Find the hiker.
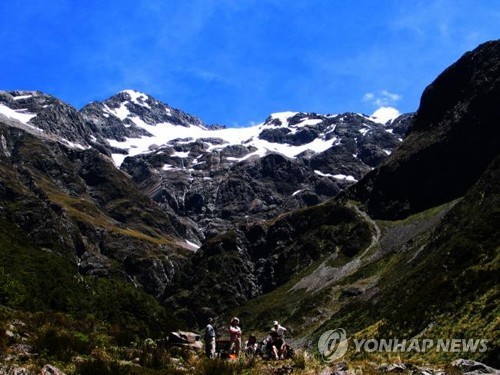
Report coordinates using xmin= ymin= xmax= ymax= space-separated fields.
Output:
xmin=269 ymin=330 xmax=287 ymax=360
xmin=228 ymin=317 xmax=241 ymax=356
xmin=244 ymin=335 xmax=258 ymax=355
xmin=271 ymin=320 xmax=287 ymax=338
xmin=204 ymin=318 xmax=216 ymax=358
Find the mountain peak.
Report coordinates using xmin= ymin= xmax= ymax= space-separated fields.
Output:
xmin=117 ymin=89 xmax=151 ymax=107
xmin=96 ymin=90 xmax=205 ymax=128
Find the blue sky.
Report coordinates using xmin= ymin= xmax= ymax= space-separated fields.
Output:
xmin=0 ymin=1 xmax=499 ymax=126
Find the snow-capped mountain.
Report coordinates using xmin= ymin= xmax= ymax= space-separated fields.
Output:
xmin=0 ymin=87 xmax=410 ymax=293
xmin=80 ymin=90 xmax=411 ymax=238
xmin=81 ymin=90 xmax=408 ymax=168
xmin=0 ymin=88 xmax=412 ymax=240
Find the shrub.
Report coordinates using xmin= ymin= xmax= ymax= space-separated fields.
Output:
xmin=34 ymin=324 xmax=92 ymax=361
xmin=77 ymin=358 xmax=123 ymax=375
xmin=193 ymin=358 xmax=245 ymax=375
xmin=292 ymin=349 xmax=308 ymax=370
xmin=0 ymin=268 xmax=26 ymax=308
xmin=139 ymin=338 xmax=171 ymax=369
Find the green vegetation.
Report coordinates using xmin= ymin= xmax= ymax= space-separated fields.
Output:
xmin=318 ymin=161 xmax=499 ymax=364
xmin=230 ymin=167 xmax=499 ymax=366
xmin=0 ymin=215 xmax=193 ymax=373
xmin=0 ymin=217 xmax=181 ymax=341
xmin=0 ymin=119 xmax=498 ymax=372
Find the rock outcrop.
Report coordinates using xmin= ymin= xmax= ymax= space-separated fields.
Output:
xmin=0 ymin=122 xmax=193 ymax=297
xmin=115 ymin=110 xmax=409 ymax=237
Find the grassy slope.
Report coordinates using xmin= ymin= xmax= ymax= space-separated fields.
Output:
xmin=231 ymin=158 xmax=499 ymax=365
xmin=234 ymin=201 xmax=455 ymax=336
xmin=1 ymin=124 xmax=196 ymax=305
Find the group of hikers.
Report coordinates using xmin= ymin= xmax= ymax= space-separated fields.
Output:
xmin=203 ymin=317 xmax=290 ymax=360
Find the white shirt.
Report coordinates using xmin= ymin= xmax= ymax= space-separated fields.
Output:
xmin=274 ymin=324 xmax=287 ymax=337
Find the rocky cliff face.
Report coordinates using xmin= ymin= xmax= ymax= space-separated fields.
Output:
xmin=80 ymin=90 xmax=205 ymax=143
xmin=1 ymin=88 xmax=410 ymax=243
xmin=348 ymin=40 xmax=500 ymax=219
xmin=112 ymin=109 xmax=409 ymax=238
xmin=0 ymin=91 xmax=109 ymax=152
xmin=163 ymin=199 xmax=373 ymax=322
xmin=0 ymin=119 xmax=194 ymax=297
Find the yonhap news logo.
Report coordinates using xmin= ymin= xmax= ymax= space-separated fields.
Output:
xmin=318 ymin=328 xmax=488 ymax=362
xmin=317 ymin=328 xmax=348 ymax=362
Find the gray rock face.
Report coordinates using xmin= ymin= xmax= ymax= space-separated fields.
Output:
xmin=0 ymin=365 xmax=33 ymax=375
xmin=451 ymin=359 xmax=498 ymax=374
xmin=80 ymin=90 xmax=205 ymax=143
xmin=388 ymin=113 xmax=414 ymax=137
xmin=0 ymin=91 xmax=109 ymax=152
xmin=41 ymin=365 xmax=67 ymax=375
xmin=0 ymin=122 xmax=193 ymax=297
xmin=1 ymin=88 xmax=409 ymax=241
xmin=163 ymin=199 xmax=373 ymax=324
xmin=0 ymin=90 xmax=409 ymax=244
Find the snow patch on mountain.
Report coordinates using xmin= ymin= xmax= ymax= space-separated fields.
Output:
xmin=104 ymin=103 xmax=130 ymax=121
xmin=185 ymin=239 xmax=200 ymax=250
xmin=108 ymin=112 xmax=336 ymax=166
xmin=0 ymin=104 xmax=38 ymax=125
xmin=333 ymin=174 xmax=357 ymax=182
xmin=121 ymin=90 xmax=150 ymax=105
xmin=270 ymin=111 xmax=299 ymax=125
xmin=313 ymin=170 xmax=358 ymax=182
xmin=12 ymin=94 xmax=33 ymax=101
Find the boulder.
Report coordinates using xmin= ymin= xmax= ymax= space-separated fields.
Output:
xmin=167 ymin=331 xmax=203 ymax=351
xmin=451 ymin=359 xmax=498 ymax=374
